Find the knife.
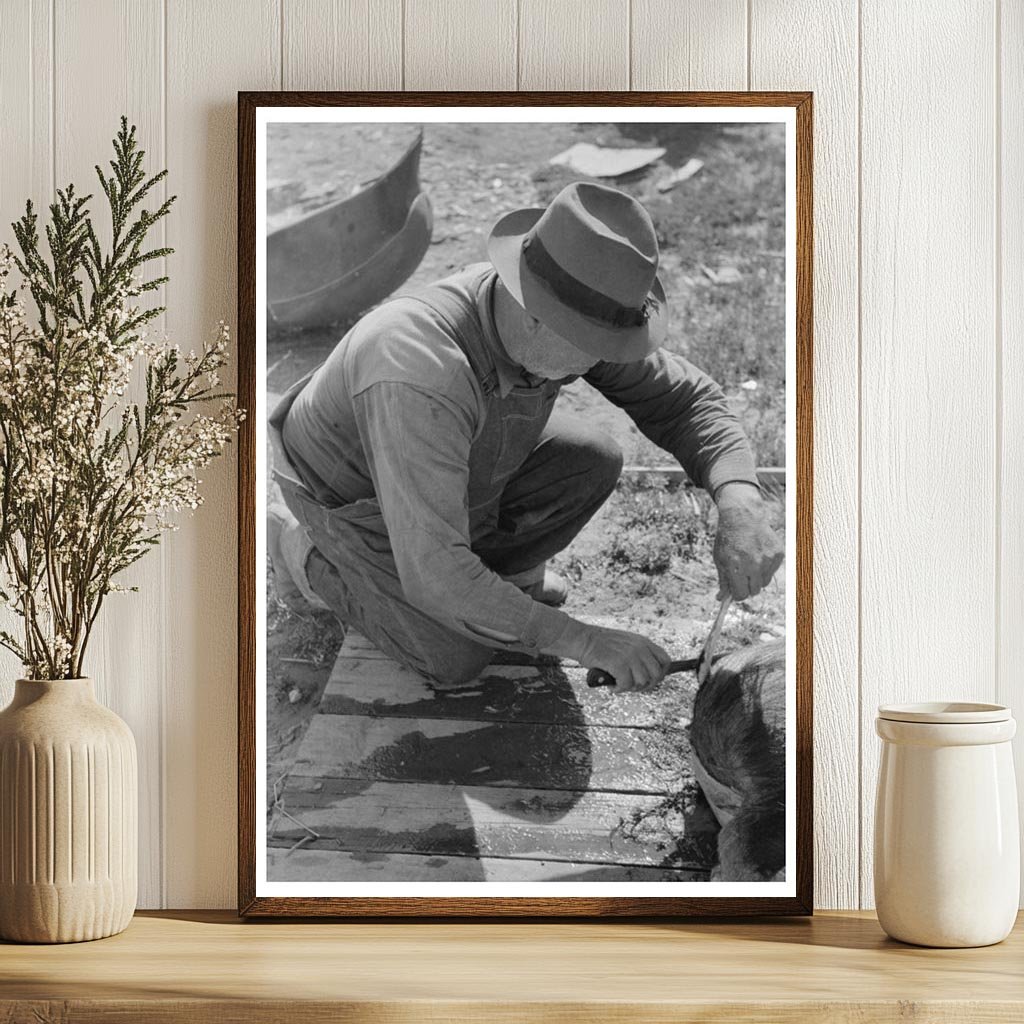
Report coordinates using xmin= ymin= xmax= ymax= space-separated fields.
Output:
xmin=586 ymin=595 xmax=732 ymax=689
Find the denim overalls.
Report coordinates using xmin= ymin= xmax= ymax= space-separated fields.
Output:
xmin=268 ymin=268 xmax=619 ymax=681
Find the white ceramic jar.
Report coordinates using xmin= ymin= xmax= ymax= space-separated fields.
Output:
xmin=874 ymin=702 xmax=1019 ymax=947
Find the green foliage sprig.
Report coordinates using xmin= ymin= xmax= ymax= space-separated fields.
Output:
xmin=0 ymin=117 xmax=242 ymax=679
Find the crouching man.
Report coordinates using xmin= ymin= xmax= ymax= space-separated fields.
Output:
xmin=268 ymin=182 xmax=783 ymax=693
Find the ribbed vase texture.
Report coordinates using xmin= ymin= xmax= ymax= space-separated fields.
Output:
xmin=0 ymin=678 xmax=137 ymax=943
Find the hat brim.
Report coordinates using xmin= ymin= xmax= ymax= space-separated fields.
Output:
xmin=486 ymin=207 xmax=667 ymax=364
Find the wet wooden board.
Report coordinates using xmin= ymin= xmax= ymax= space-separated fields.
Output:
xmin=321 ymin=653 xmax=695 ymax=728
xmin=340 ymin=633 xmax=566 ymax=664
xmin=291 ymin=713 xmax=686 ymax=794
xmin=267 ymin=846 xmax=702 ymax=883
xmin=272 ymin=630 xmax=710 ymax=882
xmin=271 ymin=779 xmax=715 ymax=867
xmin=339 ymin=628 xmax=692 ymax=670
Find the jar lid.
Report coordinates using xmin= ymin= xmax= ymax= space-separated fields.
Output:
xmin=877 ymin=701 xmax=1011 ymax=724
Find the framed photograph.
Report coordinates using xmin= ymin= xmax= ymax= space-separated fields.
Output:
xmin=238 ymin=91 xmax=812 ymax=917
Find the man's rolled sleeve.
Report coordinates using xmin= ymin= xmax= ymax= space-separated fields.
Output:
xmin=353 ymin=381 xmax=575 ymax=651
xmin=585 ymin=350 xmax=760 ymax=493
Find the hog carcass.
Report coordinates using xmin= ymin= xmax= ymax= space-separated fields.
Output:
xmin=689 ymin=638 xmax=786 ymax=882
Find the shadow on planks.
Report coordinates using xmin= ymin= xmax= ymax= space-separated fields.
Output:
xmin=268 ymin=631 xmax=718 ymax=882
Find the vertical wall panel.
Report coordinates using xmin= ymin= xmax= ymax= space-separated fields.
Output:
xmin=519 ymin=0 xmax=628 ymax=90
xmin=164 ymin=0 xmax=280 ymax=908
xmin=860 ymin=0 xmax=998 ymax=908
xmin=0 ymin=1 xmax=53 ymax=698
xmin=1000 ymin=0 xmax=1024 ymax=903
xmin=750 ymin=0 xmax=860 ymax=910
xmin=0 ymin=0 xmax=52 ymax=225
xmin=0 ymin=2 xmax=29 ymax=706
xmin=631 ymin=0 xmax=746 ymax=90
xmin=404 ymin=0 xmax=517 ymax=90
xmin=283 ymin=0 xmax=402 ymax=90
xmin=0 ymin=4 xmax=51 ymax=696
xmin=50 ymin=0 xmax=166 ymax=909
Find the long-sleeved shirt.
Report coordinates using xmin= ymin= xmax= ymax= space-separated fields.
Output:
xmin=281 ymin=263 xmax=759 ymax=652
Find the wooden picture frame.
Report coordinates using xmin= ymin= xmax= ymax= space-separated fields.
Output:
xmin=238 ymin=91 xmax=813 ymax=917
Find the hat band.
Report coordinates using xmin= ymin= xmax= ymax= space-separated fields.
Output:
xmin=522 ymin=234 xmax=653 ymax=329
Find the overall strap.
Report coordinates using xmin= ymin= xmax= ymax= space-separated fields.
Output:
xmin=396 ymin=267 xmax=500 ymax=396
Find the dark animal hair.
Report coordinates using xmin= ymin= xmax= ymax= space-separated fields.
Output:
xmin=690 ymin=639 xmax=786 ymax=881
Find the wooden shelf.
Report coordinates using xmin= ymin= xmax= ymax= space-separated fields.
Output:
xmin=2 ymin=910 xmax=1023 ymax=1021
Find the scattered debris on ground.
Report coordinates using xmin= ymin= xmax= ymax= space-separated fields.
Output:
xmin=549 ymin=141 xmax=666 ymax=177
xmin=656 ymin=157 xmax=704 ymax=192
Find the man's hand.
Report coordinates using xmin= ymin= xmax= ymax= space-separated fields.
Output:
xmin=713 ymin=482 xmax=784 ymax=600
xmin=573 ymin=625 xmax=672 ymax=693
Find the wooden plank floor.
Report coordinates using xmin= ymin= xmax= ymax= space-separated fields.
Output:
xmin=268 ymin=632 xmax=716 ymax=882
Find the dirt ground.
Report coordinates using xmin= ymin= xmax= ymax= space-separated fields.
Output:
xmin=265 ymin=120 xmax=788 ymax=796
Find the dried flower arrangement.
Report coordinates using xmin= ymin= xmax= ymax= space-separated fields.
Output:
xmin=0 ymin=118 xmax=242 ymax=679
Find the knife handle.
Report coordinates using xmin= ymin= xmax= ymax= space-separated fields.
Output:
xmin=586 ymin=657 xmax=700 ymax=689
xmin=586 ymin=668 xmax=617 ymax=688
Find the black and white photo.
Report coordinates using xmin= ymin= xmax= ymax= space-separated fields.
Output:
xmin=239 ymin=95 xmax=812 ymax=916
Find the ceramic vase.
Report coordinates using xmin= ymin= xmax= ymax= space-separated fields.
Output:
xmin=0 ymin=678 xmax=137 ymax=943
xmin=874 ymin=702 xmax=1019 ymax=948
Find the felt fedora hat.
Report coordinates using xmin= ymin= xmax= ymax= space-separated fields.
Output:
xmin=486 ymin=181 xmax=667 ymax=363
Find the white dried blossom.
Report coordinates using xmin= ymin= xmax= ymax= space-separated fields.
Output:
xmin=0 ymin=245 xmax=241 ymax=678
xmin=0 ymin=120 xmax=246 ymax=678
